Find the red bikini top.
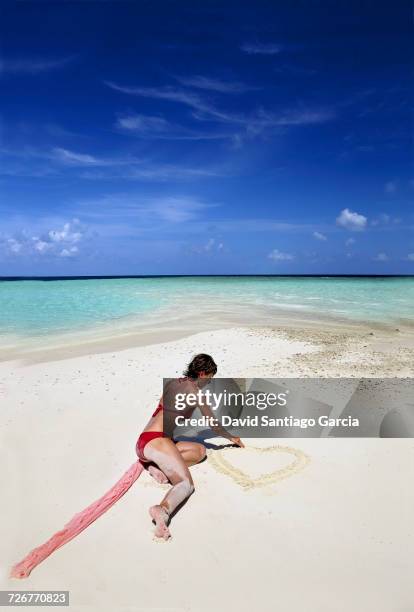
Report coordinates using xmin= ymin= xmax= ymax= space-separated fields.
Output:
xmin=151 ymin=402 xmax=163 ymax=418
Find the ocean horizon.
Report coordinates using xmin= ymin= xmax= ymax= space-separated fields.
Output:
xmin=2 ymin=274 xmax=414 ymax=280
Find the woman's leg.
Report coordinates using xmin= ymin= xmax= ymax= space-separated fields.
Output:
xmin=175 ymin=441 xmax=206 ymax=466
xmin=143 ymin=437 xmax=196 ymax=539
xmin=146 ymin=440 xmax=206 ymax=483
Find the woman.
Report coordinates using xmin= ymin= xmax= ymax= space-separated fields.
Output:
xmin=136 ymin=353 xmax=244 ymax=540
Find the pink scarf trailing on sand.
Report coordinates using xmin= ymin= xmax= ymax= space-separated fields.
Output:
xmin=10 ymin=460 xmax=144 ymax=579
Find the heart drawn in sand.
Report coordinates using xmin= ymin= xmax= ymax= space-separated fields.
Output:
xmin=207 ymin=445 xmax=310 ymax=490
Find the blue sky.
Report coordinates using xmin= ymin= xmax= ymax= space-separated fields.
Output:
xmin=0 ymin=1 xmax=413 ymax=275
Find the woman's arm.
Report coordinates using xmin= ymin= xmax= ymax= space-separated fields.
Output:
xmin=198 ymin=402 xmax=244 ymax=447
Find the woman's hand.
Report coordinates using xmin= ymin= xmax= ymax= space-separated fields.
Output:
xmin=229 ymin=436 xmax=245 ymax=448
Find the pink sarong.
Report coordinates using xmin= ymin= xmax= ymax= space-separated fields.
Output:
xmin=10 ymin=460 xmax=144 ymax=579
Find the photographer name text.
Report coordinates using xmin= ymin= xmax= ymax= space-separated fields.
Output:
xmin=175 ymin=415 xmax=360 ymax=429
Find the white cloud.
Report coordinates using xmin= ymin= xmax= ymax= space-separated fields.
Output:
xmin=5 ymin=145 xmax=138 ymax=172
xmin=373 ymin=252 xmax=389 ymax=262
xmin=272 ymin=109 xmax=335 ymax=126
xmin=336 ymin=208 xmax=367 ymax=231
xmin=52 ymin=148 xmax=104 ymax=166
xmin=6 ymin=238 xmax=22 ymax=253
xmin=116 ymin=114 xmax=171 ymax=134
xmin=241 ymin=42 xmax=283 ymax=55
xmin=105 ymin=81 xmax=209 ymax=113
xmin=313 ymin=231 xmax=327 ymax=241
xmin=406 ymin=253 xmax=414 ymax=261
xmin=74 ymin=194 xmax=216 ymax=225
xmin=175 ymin=75 xmax=253 ymax=93
xmin=345 ymin=237 xmax=355 ymax=246
xmin=151 ymin=197 xmax=211 ymax=223
xmin=115 ymin=113 xmax=230 ymax=141
xmin=106 ymin=81 xmax=246 ymax=125
xmin=59 ymin=246 xmax=79 ymax=258
xmin=106 ymin=81 xmax=334 ymax=134
xmin=192 ymin=238 xmax=225 ymax=254
xmin=49 ymin=221 xmax=82 ymax=243
xmin=0 ymin=56 xmax=76 ymax=76
xmin=234 ymin=108 xmax=335 ymax=138
xmin=1 ymin=219 xmax=84 ymax=258
xmin=125 ymin=165 xmax=220 ymax=180
xmin=48 ymin=146 xmax=220 ymax=179
xmin=33 ymin=239 xmax=53 ymax=254
xmin=268 ymin=249 xmax=295 ymax=261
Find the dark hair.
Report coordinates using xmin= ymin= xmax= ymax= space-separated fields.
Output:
xmin=184 ymin=353 xmax=217 ymax=379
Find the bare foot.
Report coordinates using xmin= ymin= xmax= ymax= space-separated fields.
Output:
xmin=149 ymin=505 xmax=171 ymax=540
xmin=148 ymin=465 xmax=169 ymax=484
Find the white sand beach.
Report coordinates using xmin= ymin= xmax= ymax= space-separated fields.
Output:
xmin=1 ymin=323 xmax=414 ymax=612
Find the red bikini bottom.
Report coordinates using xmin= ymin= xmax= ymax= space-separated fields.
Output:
xmin=136 ymin=431 xmax=165 ymax=463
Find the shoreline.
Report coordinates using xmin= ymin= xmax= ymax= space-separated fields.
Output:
xmin=1 ymin=319 xmax=413 ymax=376
xmin=2 ymin=305 xmax=414 ymax=365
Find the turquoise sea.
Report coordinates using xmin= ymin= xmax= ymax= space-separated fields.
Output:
xmin=0 ymin=277 xmax=413 ymax=345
